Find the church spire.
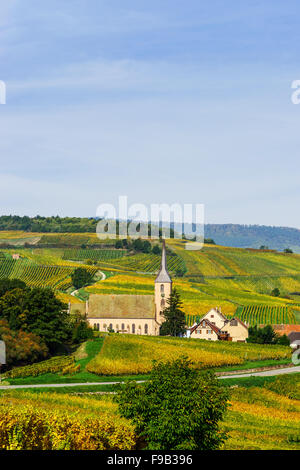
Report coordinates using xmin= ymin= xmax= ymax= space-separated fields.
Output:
xmin=155 ymin=240 xmax=172 ymax=283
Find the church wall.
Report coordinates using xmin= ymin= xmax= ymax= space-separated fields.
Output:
xmin=88 ymin=318 xmax=159 ymax=336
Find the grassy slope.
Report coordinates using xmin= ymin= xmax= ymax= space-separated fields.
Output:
xmin=5 ymin=338 xmax=150 ymax=385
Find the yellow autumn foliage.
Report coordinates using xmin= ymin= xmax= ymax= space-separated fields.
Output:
xmin=0 ymin=392 xmax=136 ymax=450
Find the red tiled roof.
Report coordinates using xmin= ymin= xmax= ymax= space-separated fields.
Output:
xmin=190 ymin=319 xmax=224 ymax=337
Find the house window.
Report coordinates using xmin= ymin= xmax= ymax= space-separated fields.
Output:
xmin=199 ymin=330 xmax=202 ymax=334
xmin=145 ymin=324 xmax=148 ymax=334
xmin=132 ymin=324 xmax=135 ymax=334
xmin=160 ymin=284 xmax=164 ymax=293
xmin=121 ymin=323 xmax=125 ymax=331
xmin=211 ymin=315 xmax=214 ymax=318
xmin=161 ymin=299 xmax=165 ymax=307
xmin=109 ymin=323 xmax=113 ymax=330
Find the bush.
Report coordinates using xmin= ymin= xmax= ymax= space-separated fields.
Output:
xmin=0 ymin=393 xmax=137 ymax=450
xmin=4 ymin=355 xmax=75 ymax=379
xmin=115 ymin=357 xmax=229 ymax=450
xmin=0 ymin=320 xmax=48 ymax=368
xmin=61 ymin=363 xmax=81 ymax=375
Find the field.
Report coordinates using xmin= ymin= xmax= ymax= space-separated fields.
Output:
xmin=0 ymin=256 xmax=98 ymax=290
xmin=221 ymin=374 xmax=300 ymax=450
xmin=62 ymin=249 xmax=126 ymax=261
xmin=0 ymin=390 xmax=136 ymax=450
xmin=86 ymin=335 xmax=291 ymax=376
xmin=1 ymin=231 xmax=300 ymax=324
xmin=0 ymin=372 xmax=299 ymax=450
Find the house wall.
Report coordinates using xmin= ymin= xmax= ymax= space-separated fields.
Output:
xmin=87 ymin=318 xmax=159 ymax=336
xmin=190 ymin=326 xmax=218 ymax=341
xmin=201 ymin=309 xmax=226 ymax=330
xmin=223 ymin=323 xmax=248 ymax=342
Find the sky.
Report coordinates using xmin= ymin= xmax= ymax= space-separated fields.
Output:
xmin=0 ymin=0 xmax=300 ymax=227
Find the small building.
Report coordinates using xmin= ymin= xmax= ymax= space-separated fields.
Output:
xmin=187 ymin=309 xmax=248 ymax=343
xmin=189 ymin=318 xmax=228 ymax=341
xmin=220 ymin=317 xmax=249 ymax=342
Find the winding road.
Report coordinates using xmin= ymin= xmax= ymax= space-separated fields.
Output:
xmin=0 ymin=365 xmax=299 ymax=390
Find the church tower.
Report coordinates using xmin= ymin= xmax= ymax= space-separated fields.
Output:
xmin=155 ymin=240 xmax=172 ymax=325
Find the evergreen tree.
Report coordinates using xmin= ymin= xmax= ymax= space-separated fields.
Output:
xmin=71 ymin=267 xmax=93 ymax=289
xmin=160 ymin=288 xmax=186 ymax=337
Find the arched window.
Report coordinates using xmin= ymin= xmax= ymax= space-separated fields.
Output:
xmin=103 ymin=324 xmax=107 ymax=331
xmin=132 ymin=324 xmax=135 ymax=334
xmin=161 ymin=299 xmax=165 ymax=308
xmin=116 ymin=324 xmax=119 ymax=331
xmin=160 ymin=284 xmax=164 ymax=293
xmin=121 ymin=323 xmax=125 ymax=331
xmin=97 ymin=323 xmax=100 ymax=331
xmin=144 ymin=324 xmax=148 ymax=335
xmin=109 ymin=323 xmax=113 ymax=330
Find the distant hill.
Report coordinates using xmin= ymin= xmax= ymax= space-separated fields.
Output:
xmin=203 ymin=224 xmax=300 ymax=253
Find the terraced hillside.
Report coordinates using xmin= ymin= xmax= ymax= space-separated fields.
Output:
xmin=0 ymin=255 xmax=98 ymax=290
xmin=84 ymin=239 xmax=300 ymax=323
xmin=1 ymin=232 xmax=300 ymax=324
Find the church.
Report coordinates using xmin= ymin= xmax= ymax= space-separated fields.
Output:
xmin=85 ymin=240 xmax=172 ymax=336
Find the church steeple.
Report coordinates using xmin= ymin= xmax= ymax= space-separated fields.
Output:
xmin=154 ymin=240 xmax=172 ymax=325
xmin=155 ymin=240 xmax=172 ymax=283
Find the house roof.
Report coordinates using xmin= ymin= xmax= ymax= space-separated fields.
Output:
xmin=190 ymin=319 xmax=223 ymax=336
xmin=222 ymin=317 xmax=248 ymax=331
xmin=155 ymin=240 xmax=172 ymax=284
xmin=201 ymin=308 xmax=227 ymax=322
xmin=87 ymin=294 xmax=156 ymax=319
xmin=288 ymin=332 xmax=300 ymax=343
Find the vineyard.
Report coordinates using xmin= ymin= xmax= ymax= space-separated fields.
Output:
xmin=62 ymin=249 xmax=126 ymax=261
xmin=103 ymin=252 xmax=186 ymax=274
xmin=0 ymin=258 xmax=98 ymax=290
xmin=87 ymin=334 xmax=291 ymax=376
xmin=234 ymin=305 xmax=297 ymax=326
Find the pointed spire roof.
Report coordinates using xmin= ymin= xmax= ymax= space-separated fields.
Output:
xmin=155 ymin=240 xmax=172 ymax=283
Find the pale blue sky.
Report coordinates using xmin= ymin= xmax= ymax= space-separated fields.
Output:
xmin=0 ymin=1 xmax=300 ymax=226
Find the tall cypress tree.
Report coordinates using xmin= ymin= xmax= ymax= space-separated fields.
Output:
xmin=160 ymin=288 xmax=186 ymax=337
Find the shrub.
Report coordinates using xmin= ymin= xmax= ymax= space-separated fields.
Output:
xmin=4 ymin=355 xmax=75 ymax=379
xmin=115 ymin=357 xmax=229 ymax=450
xmin=0 ymin=320 xmax=48 ymax=367
xmin=0 ymin=392 xmax=137 ymax=450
